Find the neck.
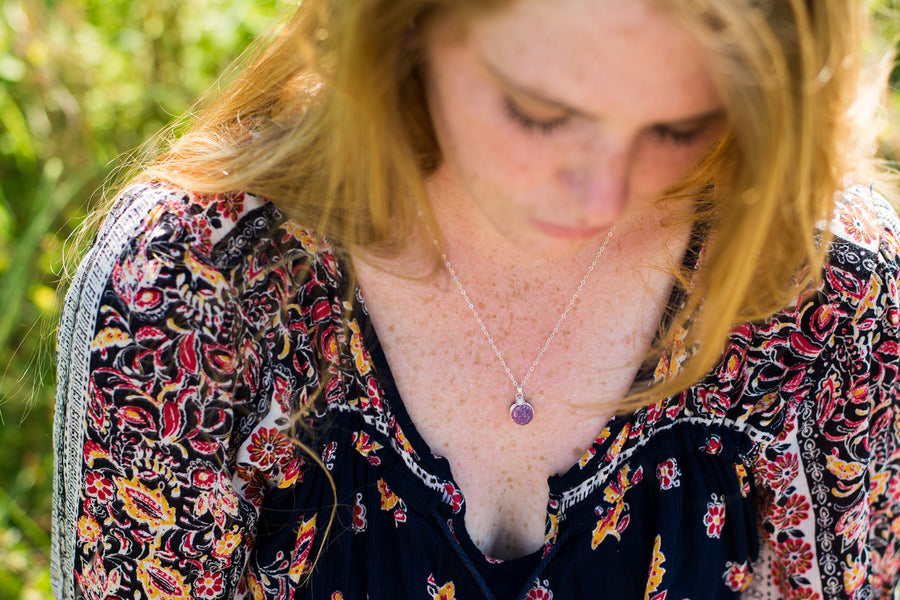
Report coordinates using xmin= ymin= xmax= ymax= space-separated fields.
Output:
xmin=423 ymin=167 xmax=618 ymax=287
xmin=421 ymin=166 xmax=691 ymax=296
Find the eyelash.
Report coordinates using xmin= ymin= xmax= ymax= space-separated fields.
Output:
xmin=652 ymin=126 xmax=701 ymax=146
xmin=505 ymin=96 xmax=706 ymax=145
xmin=504 ymin=98 xmax=569 ymax=135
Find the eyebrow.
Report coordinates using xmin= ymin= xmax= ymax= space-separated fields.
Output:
xmin=481 ymin=56 xmax=726 ymax=128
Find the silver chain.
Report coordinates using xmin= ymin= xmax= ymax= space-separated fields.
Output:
xmin=433 ymin=223 xmax=617 ymax=396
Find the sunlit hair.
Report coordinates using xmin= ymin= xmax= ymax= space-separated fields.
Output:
xmin=125 ymin=0 xmax=891 ymax=411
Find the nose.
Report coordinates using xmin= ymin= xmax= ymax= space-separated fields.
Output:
xmin=560 ymin=136 xmax=631 ymax=224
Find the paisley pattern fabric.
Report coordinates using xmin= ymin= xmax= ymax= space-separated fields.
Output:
xmin=51 ymin=182 xmax=900 ymax=600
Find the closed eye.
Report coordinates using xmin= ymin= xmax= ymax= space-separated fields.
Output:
xmin=651 ymin=124 xmax=703 ymax=146
xmin=504 ymin=97 xmax=570 ymax=135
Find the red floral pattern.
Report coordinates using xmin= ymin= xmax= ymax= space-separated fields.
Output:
xmin=703 ymin=494 xmax=726 ymax=539
xmin=524 ymin=579 xmax=554 ymax=600
xmin=57 ymin=183 xmax=900 ymax=600
xmin=656 ymin=458 xmax=681 ymax=490
xmin=722 ymin=560 xmax=752 ymax=592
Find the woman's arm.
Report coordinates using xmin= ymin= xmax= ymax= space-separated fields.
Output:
xmin=52 ymin=184 xmax=276 ymax=600
xmin=865 ymin=197 xmax=900 ymax=598
xmin=749 ymin=187 xmax=900 ymax=600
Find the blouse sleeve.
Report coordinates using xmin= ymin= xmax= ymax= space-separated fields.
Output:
xmin=749 ymin=187 xmax=900 ymax=600
xmin=866 ymin=198 xmax=900 ymax=597
xmin=51 ymin=185 xmax=295 ymax=600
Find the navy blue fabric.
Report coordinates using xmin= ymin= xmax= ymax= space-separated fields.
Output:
xmin=251 ymin=299 xmax=759 ymax=600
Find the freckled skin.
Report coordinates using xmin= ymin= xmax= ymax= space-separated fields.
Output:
xmin=352 ymin=0 xmax=722 ymax=560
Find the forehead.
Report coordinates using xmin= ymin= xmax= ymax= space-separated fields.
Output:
xmin=454 ymin=0 xmax=722 ymax=122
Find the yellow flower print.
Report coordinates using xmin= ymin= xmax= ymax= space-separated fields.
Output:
xmin=245 ymin=573 xmax=266 ymax=600
xmin=544 ymin=512 xmax=560 ymax=547
xmin=872 ymin=467 xmax=891 ymax=499
xmin=76 ymin=515 xmax=101 ymax=545
xmin=377 ymin=479 xmax=408 ymax=525
xmin=74 ymin=553 xmax=121 ymax=599
xmin=348 ymin=320 xmax=371 ymax=375
xmin=91 ymin=327 xmax=131 ymax=356
xmin=826 ymin=452 xmax=865 ymax=497
xmin=84 ymin=441 xmax=111 ymax=465
xmin=578 ymin=446 xmax=596 ymax=468
xmin=734 ymin=463 xmax=750 ymax=498
xmin=136 ymin=558 xmax=191 ymax=600
xmin=213 ymin=529 xmax=243 ymax=559
xmin=378 ymin=479 xmax=399 ymax=511
xmin=592 ymin=465 xmax=644 ymax=548
xmin=144 ymin=203 xmax=165 ymax=228
xmin=644 ymin=535 xmax=666 ymax=600
xmin=279 ymin=457 xmax=304 ymax=488
xmin=605 ymin=423 xmax=630 ymax=462
xmin=835 ymin=501 xmax=867 ymax=550
xmin=184 ymin=251 xmax=226 ymax=289
xmin=395 ymin=427 xmax=415 ymax=455
xmin=843 ymin=554 xmax=866 ymax=594
xmin=434 ymin=583 xmax=456 ymax=600
xmin=579 ymin=427 xmax=612 ymax=468
xmin=653 ymin=353 xmax=671 ymax=382
xmin=115 ymin=476 xmax=176 ymax=528
xmin=289 ymin=515 xmax=318 ymax=583
xmin=277 ymin=329 xmax=292 ymax=359
xmin=654 ymin=326 xmax=688 ymax=381
xmin=352 ymin=431 xmax=383 ymax=466
xmin=855 ymin=275 xmax=880 ymax=320
xmin=592 ymin=500 xmax=627 ymax=548
xmin=427 ymin=574 xmax=457 ymax=600
xmin=603 ymin=464 xmax=640 ymax=504
xmin=281 ymin=221 xmax=319 ymax=252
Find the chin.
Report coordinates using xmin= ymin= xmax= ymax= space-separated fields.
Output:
xmin=518 ymin=223 xmax=617 ymax=260
xmin=515 ymin=235 xmax=597 ymax=261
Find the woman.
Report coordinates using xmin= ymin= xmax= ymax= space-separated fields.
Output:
xmin=52 ymin=0 xmax=900 ymax=598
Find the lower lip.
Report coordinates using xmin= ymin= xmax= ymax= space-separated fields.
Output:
xmin=530 ymin=219 xmax=610 ymax=240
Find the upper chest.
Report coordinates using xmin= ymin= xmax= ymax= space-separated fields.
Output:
xmin=349 ymin=246 xmax=684 ymax=557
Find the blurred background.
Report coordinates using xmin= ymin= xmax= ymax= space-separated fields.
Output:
xmin=0 ymin=0 xmax=897 ymax=598
xmin=0 ymin=0 xmax=283 ymax=596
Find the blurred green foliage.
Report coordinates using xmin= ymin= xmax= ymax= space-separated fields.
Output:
xmin=0 ymin=1 xmax=897 ymax=599
xmin=0 ymin=0 xmax=282 ymax=597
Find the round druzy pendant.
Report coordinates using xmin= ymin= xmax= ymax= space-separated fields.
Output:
xmin=509 ymin=395 xmax=534 ymax=426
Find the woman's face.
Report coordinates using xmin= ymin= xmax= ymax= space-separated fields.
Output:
xmin=423 ymin=0 xmax=725 ymax=258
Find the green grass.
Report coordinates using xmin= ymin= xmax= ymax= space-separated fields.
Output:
xmin=0 ymin=1 xmax=282 ymax=596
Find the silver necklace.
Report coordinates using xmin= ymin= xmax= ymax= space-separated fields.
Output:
xmin=432 ymin=225 xmax=617 ymax=425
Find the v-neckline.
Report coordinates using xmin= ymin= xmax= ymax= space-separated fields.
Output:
xmin=345 ymin=227 xmax=701 ymax=496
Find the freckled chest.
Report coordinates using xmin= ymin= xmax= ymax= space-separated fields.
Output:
xmin=351 ymin=248 xmax=672 ymax=559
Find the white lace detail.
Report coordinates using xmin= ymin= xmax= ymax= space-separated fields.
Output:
xmin=50 ymin=184 xmax=185 ymax=600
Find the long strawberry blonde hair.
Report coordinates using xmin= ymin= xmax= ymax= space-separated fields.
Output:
xmin=117 ymin=0 xmax=892 ymax=409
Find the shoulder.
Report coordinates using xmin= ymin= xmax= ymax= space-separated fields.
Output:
xmin=828 ymin=184 xmax=900 ymax=271
xmin=86 ymin=181 xmax=347 ymax=308
xmin=818 ymin=184 xmax=900 ymax=315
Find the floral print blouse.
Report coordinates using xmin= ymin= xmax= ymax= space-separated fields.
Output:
xmin=52 ymin=182 xmax=900 ymax=600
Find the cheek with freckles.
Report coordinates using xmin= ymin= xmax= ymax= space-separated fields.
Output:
xmin=436 ymin=102 xmax=559 ymax=204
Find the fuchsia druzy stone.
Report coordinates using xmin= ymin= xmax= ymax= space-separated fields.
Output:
xmin=510 ymin=401 xmax=534 ymax=426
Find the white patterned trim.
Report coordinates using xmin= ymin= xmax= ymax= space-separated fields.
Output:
xmin=50 ymin=184 xmax=180 ymax=600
